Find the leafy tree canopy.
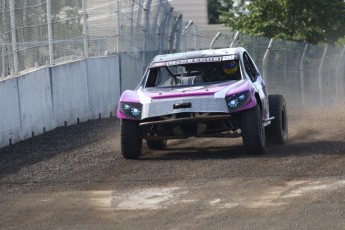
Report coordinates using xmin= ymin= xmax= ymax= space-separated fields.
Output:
xmin=208 ymin=0 xmax=247 ymax=24
xmin=220 ymin=0 xmax=345 ymax=44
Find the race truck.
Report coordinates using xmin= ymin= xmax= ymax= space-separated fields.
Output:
xmin=117 ymin=47 xmax=288 ymax=159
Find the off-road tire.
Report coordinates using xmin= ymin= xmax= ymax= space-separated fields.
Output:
xmin=146 ymin=140 xmax=167 ymax=150
xmin=240 ymin=105 xmax=266 ymax=155
xmin=121 ymin=119 xmax=142 ymax=159
xmin=266 ymin=95 xmax=288 ymax=145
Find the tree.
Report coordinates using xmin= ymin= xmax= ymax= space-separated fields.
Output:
xmin=208 ymin=0 xmax=248 ymax=24
xmin=220 ymin=0 xmax=345 ymax=44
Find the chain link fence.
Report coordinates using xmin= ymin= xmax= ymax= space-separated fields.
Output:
xmin=0 ymin=0 xmax=186 ymax=76
xmin=1 ymin=0 xmax=345 ymax=107
xmin=205 ymin=31 xmax=345 ymax=107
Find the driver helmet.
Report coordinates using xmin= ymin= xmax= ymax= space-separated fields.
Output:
xmin=223 ymin=61 xmax=238 ymax=74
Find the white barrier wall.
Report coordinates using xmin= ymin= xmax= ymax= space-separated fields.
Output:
xmin=0 ymin=54 xmax=123 ymax=149
xmin=120 ymin=55 xmax=144 ymax=91
xmin=51 ymin=60 xmax=90 ymax=126
xmin=18 ymin=68 xmax=55 ymax=140
xmin=87 ymin=56 xmax=121 ymax=119
xmin=0 ymin=78 xmax=21 ymax=146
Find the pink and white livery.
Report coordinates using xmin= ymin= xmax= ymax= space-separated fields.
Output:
xmin=117 ymin=47 xmax=288 ymax=159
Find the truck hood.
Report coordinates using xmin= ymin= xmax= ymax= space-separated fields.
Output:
xmin=117 ymin=79 xmax=256 ymax=119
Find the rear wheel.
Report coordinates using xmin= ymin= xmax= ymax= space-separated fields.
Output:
xmin=121 ymin=119 xmax=142 ymax=159
xmin=240 ymin=105 xmax=266 ymax=155
xmin=266 ymin=95 xmax=288 ymax=145
xmin=146 ymin=140 xmax=167 ymax=150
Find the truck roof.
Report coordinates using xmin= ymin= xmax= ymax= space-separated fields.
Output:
xmin=151 ymin=47 xmax=244 ymax=63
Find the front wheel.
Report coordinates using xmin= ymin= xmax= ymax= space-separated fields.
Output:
xmin=121 ymin=119 xmax=142 ymax=159
xmin=240 ymin=105 xmax=266 ymax=155
xmin=266 ymin=95 xmax=288 ymax=145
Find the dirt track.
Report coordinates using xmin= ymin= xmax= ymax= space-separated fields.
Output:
xmin=1 ymin=107 xmax=345 ymax=229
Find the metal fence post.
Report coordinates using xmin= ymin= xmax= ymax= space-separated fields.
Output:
xmin=229 ymin=31 xmax=239 ymax=48
xmin=46 ymin=0 xmax=54 ymax=65
xmin=9 ymin=0 xmax=18 ymax=74
xmin=82 ymin=0 xmax=88 ymax=58
xmin=154 ymin=0 xmax=163 ymax=51
xmin=136 ymin=0 xmax=144 ymax=52
xmin=163 ymin=4 xmax=174 ymax=53
xmin=299 ymin=43 xmax=309 ymax=107
xmin=175 ymin=15 xmax=183 ymax=52
xmin=210 ymin=32 xmax=221 ymax=49
xmin=262 ymin=39 xmax=274 ymax=81
xmin=159 ymin=5 xmax=173 ymax=54
xmin=159 ymin=2 xmax=168 ymax=54
xmin=181 ymin=20 xmax=193 ymax=52
xmin=1 ymin=45 xmax=4 ymax=77
xmin=1 ymin=0 xmax=5 ymax=76
xmin=1 ymin=0 xmax=6 ymax=76
xmin=335 ymin=45 xmax=345 ymax=104
xmin=115 ymin=0 xmax=121 ymax=52
xmin=318 ymin=44 xmax=329 ymax=106
xmin=143 ymin=0 xmax=152 ymax=68
xmin=166 ymin=7 xmax=174 ymax=44
xmin=193 ymin=25 xmax=198 ymax=50
xmin=130 ymin=0 xmax=135 ymax=53
xmin=169 ymin=14 xmax=182 ymax=53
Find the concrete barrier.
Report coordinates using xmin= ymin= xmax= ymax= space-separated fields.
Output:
xmin=87 ymin=56 xmax=121 ymax=119
xmin=18 ymin=67 xmax=55 ymax=140
xmin=120 ymin=55 xmax=144 ymax=91
xmin=50 ymin=60 xmax=90 ymax=126
xmin=0 ymin=78 xmax=21 ymax=147
xmin=0 ymin=54 xmax=125 ymax=149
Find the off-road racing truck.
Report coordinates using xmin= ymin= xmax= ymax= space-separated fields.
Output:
xmin=117 ymin=47 xmax=288 ymax=159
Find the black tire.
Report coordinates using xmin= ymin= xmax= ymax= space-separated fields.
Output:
xmin=266 ymin=95 xmax=288 ymax=145
xmin=240 ymin=105 xmax=266 ymax=155
xmin=146 ymin=140 xmax=167 ymax=150
xmin=121 ymin=119 xmax=142 ymax=159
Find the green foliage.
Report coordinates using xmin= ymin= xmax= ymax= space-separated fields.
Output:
xmin=220 ymin=0 xmax=345 ymax=44
xmin=337 ymin=37 xmax=345 ymax=46
xmin=208 ymin=0 xmax=248 ymax=24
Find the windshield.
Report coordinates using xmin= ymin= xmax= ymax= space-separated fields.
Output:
xmin=144 ymin=60 xmax=241 ymax=88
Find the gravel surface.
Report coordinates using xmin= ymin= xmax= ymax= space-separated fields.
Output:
xmin=1 ymin=107 xmax=345 ymax=229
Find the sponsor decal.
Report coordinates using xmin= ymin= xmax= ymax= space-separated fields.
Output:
xmin=167 ymin=57 xmax=224 ymax=66
xmin=153 ymin=55 xmax=237 ymax=67
xmin=222 ymin=55 xmax=236 ymax=61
